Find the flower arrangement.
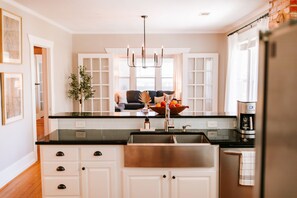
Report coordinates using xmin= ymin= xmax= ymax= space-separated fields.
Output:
xmin=139 ymin=91 xmax=152 ymax=112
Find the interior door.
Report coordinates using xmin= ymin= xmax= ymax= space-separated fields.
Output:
xmin=35 ymin=54 xmax=44 ymax=119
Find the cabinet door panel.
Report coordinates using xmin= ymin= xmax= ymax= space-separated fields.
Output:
xmin=123 ymin=170 xmax=169 ymax=198
xmin=171 ymin=170 xmax=216 ymax=198
xmin=81 ymin=162 xmax=116 ymax=198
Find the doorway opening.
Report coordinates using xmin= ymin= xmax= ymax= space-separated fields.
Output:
xmin=28 ymin=35 xmax=54 ymax=162
xmin=34 ymin=46 xmax=49 ymax=160
xmin=34 ymin=47 xmax=48 ymax=142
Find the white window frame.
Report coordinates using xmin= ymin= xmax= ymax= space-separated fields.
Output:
xmin=118 ymin=56 xmax=176 ymax=91
xmin=237 ymin=27 xmax=259 ymax=102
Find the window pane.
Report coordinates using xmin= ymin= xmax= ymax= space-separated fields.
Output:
xmin=162 ymin=78 xmax=173 ymax=90
xmin=162 ymin=59 xmax=174 ymax=77
xmin=119 ymin=78 xmax=130 ymax=90
xmin=136 ymin=78 xmax=155 ymax=91
xmin=238 ymin=50 xmax=249 ymax=101
xmin=136 ymin=67 xmax=155 ymax=77
xmin=119 ymin=59 xmax=130 ymax=77
xmin=249 ymin=46 xmax=258 ymax=101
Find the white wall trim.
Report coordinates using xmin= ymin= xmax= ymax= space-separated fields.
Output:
xmin=0 ymin=152 xmax=35 ymax=189
xmin=28 ymin=34 xmax=55 ymax=160
xmin=3 ymin=0 xmax=72 ymax=33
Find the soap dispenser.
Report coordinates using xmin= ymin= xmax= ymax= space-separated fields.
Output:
xmin=144 ymin=117 xmax=150 ymax=130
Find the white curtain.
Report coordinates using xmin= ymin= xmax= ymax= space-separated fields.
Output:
xmin=224 ymin=16 xmax=269 ymax=114
xmin=224 ymin=33 xmax=239 ymax=114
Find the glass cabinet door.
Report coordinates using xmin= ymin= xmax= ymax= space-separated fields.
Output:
xmin=182 ymin=53 xmax=218 ymax=113
xmin=78 ymin=54 xmax=113 ymax=113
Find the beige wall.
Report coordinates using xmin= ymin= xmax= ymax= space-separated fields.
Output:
xmin=0 ymin=1 xmax=72 ymax=182
xmin=72 ymin=33 xmax=227 ymax=113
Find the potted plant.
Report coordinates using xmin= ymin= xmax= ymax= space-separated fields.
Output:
xmin=67 ymin=66 xmax=94 ymax=112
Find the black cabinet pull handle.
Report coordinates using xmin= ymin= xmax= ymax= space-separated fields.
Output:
xmin=163 ymin=175 xmax=166 ymax=178
xmin=94 ymin=151 xmax=102 ymax=156
xmin=56 ymin=166 xmax=65 ymax=171
xmin=57 ymin=184 xmax=66 ymax=190
xmin=82 ymin=167 xmax=85 ymax=170
xmin=172 ymin=176 xmax=176 ymax=179
xmin=56 ymin=151 xmax=64 ymax=157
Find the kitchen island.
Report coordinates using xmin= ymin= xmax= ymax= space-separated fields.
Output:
xmin=36 ymin=112 xmax=253 ymax=198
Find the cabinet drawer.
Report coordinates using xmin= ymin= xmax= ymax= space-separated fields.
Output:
xmin=42 ymin=147 xmax=79 ymax=161
xmin=43 ymin=177 xmax=80 ymax=196
xmin=43 ymin=162 xmax=79 ymax=176
xmin=81 ymin=147 xmax=116 ymax=161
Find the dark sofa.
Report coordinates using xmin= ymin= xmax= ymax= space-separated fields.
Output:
xmin=119 ymin=90 xmax=175 ymax=110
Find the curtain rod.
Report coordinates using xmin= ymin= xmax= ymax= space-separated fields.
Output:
xmin=227 ymin=13 xmax=269 ymax=37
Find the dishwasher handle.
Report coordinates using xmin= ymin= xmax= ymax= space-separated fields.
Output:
xmin=223 ymin=150 xmax=242 ymax=155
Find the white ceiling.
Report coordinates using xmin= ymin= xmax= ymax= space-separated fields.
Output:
xmin=12 ymin=0 xmax=269 ymax=34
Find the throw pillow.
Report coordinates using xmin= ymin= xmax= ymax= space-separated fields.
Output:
xmin=154 ymin=96 xmax=164 ymax=104
xmin=118 ymin=90 xmax=127 ymax=104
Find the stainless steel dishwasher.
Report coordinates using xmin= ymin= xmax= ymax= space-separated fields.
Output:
xmin=220 ymin=148 xmax=255 ymax=198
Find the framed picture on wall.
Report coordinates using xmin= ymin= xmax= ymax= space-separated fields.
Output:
xmin=0 ymin=9 xmax=22 ymax=64
xmin=1 ymin=73 xmax=23 ymax=125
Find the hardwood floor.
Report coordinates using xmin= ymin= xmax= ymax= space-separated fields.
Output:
xmin=0 ymin=161 xmax=42 ymax=198
xmin=0 ymin=118 xmax=44 ymax=197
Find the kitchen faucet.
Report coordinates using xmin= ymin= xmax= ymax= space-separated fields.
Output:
xmin=164 ymin=94 xmax=174 ymax=132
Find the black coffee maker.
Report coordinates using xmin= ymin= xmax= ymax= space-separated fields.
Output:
xmin=237 ymin=101 xmax=256 ymax=135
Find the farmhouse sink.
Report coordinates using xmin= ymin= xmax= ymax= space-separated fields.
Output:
xmin=124 ymin=132 xmax=215 ymax=168
xmin=127 ymin=133 xmax=210 ymax=145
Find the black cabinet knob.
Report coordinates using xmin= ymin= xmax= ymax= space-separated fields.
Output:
xmin=82 ymin=167 xmax=85 ymax=170
xmin=163 ymin=175 xmax=166 ymax=178
xmin=56 ymin=151 xmax=64 ymax=157
xmin=94 ymin=151 xmax=102 ymax=156
xmin=172 ymin=176 xmax=176 ymax=179
xmin=56 ymin=166 xmax=65 ymax=172
xmin=57 ymin=184 xmax=66 ymax=189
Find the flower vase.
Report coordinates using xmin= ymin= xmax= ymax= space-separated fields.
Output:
xmin=142 ymin=103 xmax=149 ymax=113
xmin=79 ymin=97 xmax=85 ymax=113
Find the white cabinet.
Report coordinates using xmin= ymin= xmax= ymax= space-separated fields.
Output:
xmin=123 ymin=170 xmax=169 ymax=198
xmin=123 ymin=169 xmax=217 ymax=198
xmin=80 ymin=146 xmax=120 ymax=198
xmin=81 ymin=161 xmax=116 ymax=198
xmin=78 ymin=53 xmax=114 ymax=113
xmin=171 ymin=170 xmax=216 ymax=198
xmin=40 ymin=146 xmax=80 ymax=198
xmin=40 ymin=145 xmax=122 ymax=198
xmin=182 ymin=53 xmax=218 ymax=113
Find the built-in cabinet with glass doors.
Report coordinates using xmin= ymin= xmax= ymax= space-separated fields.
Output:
xmin=182 ymin=53 xmax=218 ymax=113
xmin=78 ymin=54 xmax=114 ymax=113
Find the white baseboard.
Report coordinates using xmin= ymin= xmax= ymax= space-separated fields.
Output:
xmin=0 ymin=151 xmax=36 ymax=189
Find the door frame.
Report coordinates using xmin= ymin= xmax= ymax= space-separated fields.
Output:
xmin=28 ymin=34 xmax=54 ymax=160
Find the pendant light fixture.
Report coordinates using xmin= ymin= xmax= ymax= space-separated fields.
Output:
xmin=127 ymin=15 xmax=164 ymax=69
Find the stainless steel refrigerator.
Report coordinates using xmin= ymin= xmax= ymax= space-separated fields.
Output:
xmin=255 ymin=20 xmax=297 ymax=198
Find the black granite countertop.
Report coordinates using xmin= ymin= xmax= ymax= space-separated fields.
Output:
xmin=36 ymin=129 xmax=254 ymax=148
xmin=49 ymin=112 xmax=236 ymax=119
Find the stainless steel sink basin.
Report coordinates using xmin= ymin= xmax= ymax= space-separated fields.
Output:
xmin=175 ymin=134 xmax=210 ymax=144
xmin=124 ymin=132 xmax=215 ymax=168
xmin=127 ymin=133 xmax=210 ymax=145
xmin=128 ymin=134 xmax=175 ymax=144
